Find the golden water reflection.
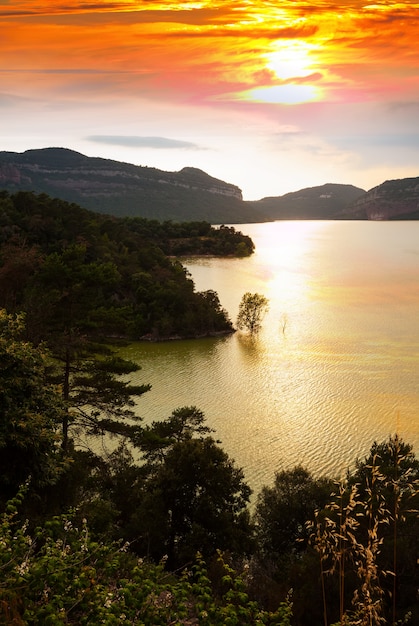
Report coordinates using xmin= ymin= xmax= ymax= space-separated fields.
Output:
xmin=123 ymin=221 xmax=419 ymax=497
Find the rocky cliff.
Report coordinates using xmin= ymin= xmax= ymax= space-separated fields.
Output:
xmin=343 ymin=177 xmax=419 ymax=220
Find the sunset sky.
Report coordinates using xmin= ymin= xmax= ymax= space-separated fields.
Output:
xmin=1 ymin=1 xmax=419 ymax=199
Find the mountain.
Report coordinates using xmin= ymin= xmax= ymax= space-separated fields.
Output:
xmin=247 ymin=183 xmax=366 ymax=220
xmin=0 ymin=148 xmax=268 ymax=224
xmin=2 ymin=148 xmax=418 ymax=222
xmin=341 ymin=177 xmax=419 ymax=220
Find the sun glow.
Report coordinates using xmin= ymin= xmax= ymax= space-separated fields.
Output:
xmin=243 ymin=84 xmax=321 ymax=104
xmin=241 ymin=39 xmax=323 ymax=104
xmin=266 ymin=40 xmax=318 ymax=81
xmin=256 ymin=221 xmax=327 ymax=303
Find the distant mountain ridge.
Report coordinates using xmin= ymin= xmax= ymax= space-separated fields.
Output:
xmin=0 ymin=147 xmax=418 ymax=221
xmin=247 ymin=183 xmax=366 ymax=220
xmin=0 ymin=147 xmax=265 ymax=224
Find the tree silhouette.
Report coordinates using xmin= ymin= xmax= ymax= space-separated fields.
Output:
xmin=236 ymin=292 xmax=269 ymax=333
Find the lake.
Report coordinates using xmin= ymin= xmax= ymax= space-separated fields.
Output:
xmin=121 ymin=220 xmax=419 ymax=497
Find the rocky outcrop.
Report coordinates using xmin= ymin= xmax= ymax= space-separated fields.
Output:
xmin=0 ymin=162 xmax=31 ymax=185
xmin=161 ymin=167 xmax=242 ymax=200
xmin=344 ymin=177 xmax=419 ymax=220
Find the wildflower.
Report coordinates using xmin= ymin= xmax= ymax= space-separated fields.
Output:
xmin=119 ymin=541 xmax=130 ymax=553
xmin=104 ymin=592 xmax=114 ymax=609
xmin=16 ymin=560 xmax=29 ymax=576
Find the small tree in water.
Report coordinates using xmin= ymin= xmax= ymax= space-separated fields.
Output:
xmin=236 ymin=292 xmax=269 ymax=333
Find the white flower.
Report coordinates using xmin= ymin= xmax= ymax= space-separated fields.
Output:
xmin=104 ymin=592 xmax=114 ymax=609
xmin=16 ymin=561 xmax=29 ymax=576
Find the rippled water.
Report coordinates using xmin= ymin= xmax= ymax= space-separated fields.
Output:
xmin=121 ymin=221 xmax=419 ymax=497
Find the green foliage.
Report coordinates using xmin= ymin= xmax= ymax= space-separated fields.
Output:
xmin=138 ymin=406 xmax=213 ymax=463
xmin=254 ymin=466 xmax=333 ymax=561
xmin=0 ymin=496 xmax=292 ymax=625
xmin=68 ymin=354 xmax=150 ymax=439
xmin=0 ymin=191 xmax=235 ymax=341
xmin=129 ymin=408 xmax=254 ymax=567
xmin=123 ymin=219 xmax=255 ymax=256
xmin=0 ymin=310 xmax=65 ymax=504
xmin=236 ymin=292 xmax=269 ymax=333
xmin=191 ymin=552 xmax=293 ymax=625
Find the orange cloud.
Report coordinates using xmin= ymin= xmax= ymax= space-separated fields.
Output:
xmin=1 ymin=0 xmax=419 ymax=107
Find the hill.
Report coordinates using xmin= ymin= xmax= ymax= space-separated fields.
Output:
xmin=341 ymin=176 xmax=419 ymax=220
xmin=0 ymin=147 xmax=268 ymax=224
xmin=3 ymin=148 xmax=419 ymax=221
xmin=0 ymin=191 xmax=238 ymax=340
xmin=247 ymin=183 xmax=366 ymax=220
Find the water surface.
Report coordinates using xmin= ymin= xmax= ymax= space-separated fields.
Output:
xmin=121 ymin=221 xmax=419 ymax=495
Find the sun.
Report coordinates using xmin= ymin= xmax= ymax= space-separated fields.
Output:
xmin=266 ymin=40 xmax=317 ymax=81
xmin=239 ymin=39 xmax=322 ymax=104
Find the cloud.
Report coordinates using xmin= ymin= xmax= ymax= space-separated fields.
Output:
xmin=0 ymin=2 xmax=127 ymax=17
xmin=332 ymin=133 xmax=419 ymax=150
xmin=389 ymin=101 xmax=419 ymax=114
xmin=0 ymin=91 xmax=36 ymax=106
xmin=87 ymin=135 xmax=205 ymax=150
xmin=160 ymin=24 xmax=319 ymax=40
xmin=0 ymin=68 xmax=137 ymax=74
xmin=0 ymin=7 xmax=234 ymax=26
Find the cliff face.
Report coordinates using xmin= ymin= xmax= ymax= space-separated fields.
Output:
xmin=164 ymin=167 xmax=242 ymax=200
xmin=0 ymin=162 xmax=31 ymax=185
xmin=345 ymin=177 xmax=419 ymax=220
xmin=0 ymin=148 xmax=258 ymax=223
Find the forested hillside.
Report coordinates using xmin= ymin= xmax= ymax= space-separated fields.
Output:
xmin=0 ymin=191 xmax=254 ymax=342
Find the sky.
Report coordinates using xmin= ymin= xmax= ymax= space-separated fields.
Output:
xmin=1 ymin=1 xmax=419 ymax=200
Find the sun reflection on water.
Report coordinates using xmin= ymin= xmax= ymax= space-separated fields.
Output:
xmin=124 ymin=221 xmax=419 ymax=495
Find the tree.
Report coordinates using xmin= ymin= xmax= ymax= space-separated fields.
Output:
xmin=254 ymin=466 xmax=333 ymax=562
xmin=251 ymin=467 xmax=333 ymax=625
xmin=131 ymin=407 xmax=253 ymax=567
xmin=0 ymin=310 xmax=65 ymax=505
xmin=236 ymin=292 xmax=269 ymax=333
xmin=138 ymin=406 xmax=213 ymax=464
xmin=22 ymin=244 xmax=150 ymax=450
xmin=0 ymin=191 xmax=236 ymax=342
